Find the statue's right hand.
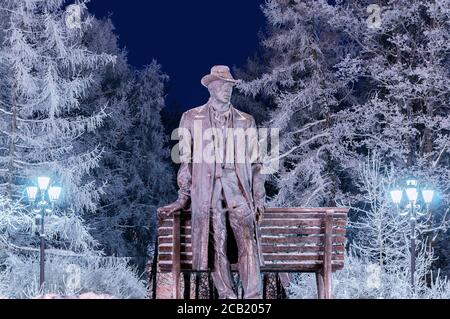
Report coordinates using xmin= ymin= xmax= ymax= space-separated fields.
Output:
xmin=157 ymin=201 xmax=184 ymax=219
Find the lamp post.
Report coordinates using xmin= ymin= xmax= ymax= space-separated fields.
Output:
xmin=390 ymin=179 xmax=435 ymax=293
xmin=26 ymin=177 xmax=62 ymax=289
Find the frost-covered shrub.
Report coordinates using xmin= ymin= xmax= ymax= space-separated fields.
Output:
xmin=0 ymin=254 xmax=148 ymax=299
xmin=287 ymin=253 xmax=381 ymax=299
xmin=0 ymin=195 xmax=147 ymax=299
xmin=287 ymin=252 xmax=450 ymax=299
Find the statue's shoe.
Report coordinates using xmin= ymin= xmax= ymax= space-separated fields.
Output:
xmin=218 ymin=293 xmax=238 ymax=299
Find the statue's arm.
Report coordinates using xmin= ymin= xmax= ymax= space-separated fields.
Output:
xmin=175 ymin=112 xmax=192 ymax=208
xmin=250 ymin=118 xmax=266 ymax=218
xmin=176 ymin=163 xmax=192 ymax=209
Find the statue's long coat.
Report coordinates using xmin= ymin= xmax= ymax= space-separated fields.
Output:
xmin=176 ymin=103 xmax=266 ymax=271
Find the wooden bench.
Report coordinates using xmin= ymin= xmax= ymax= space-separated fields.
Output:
xmin=157 ymin=207 xmax=349 ymax=299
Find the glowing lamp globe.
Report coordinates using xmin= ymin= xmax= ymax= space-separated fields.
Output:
xmin=26 ymin=186 xmax=39 ymax=202
xmin=48 ymin=186 xmax=62 ymax=202
xmin=37 ymin=177 xmax=50 ymax=191
xmin=422 ymin=189 xmax=434 ymax=205
xmin=390 ymin=189 xmax=403 ymax=205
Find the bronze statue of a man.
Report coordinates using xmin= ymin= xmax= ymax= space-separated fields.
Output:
xmin=158 ymin=65 xmax=266 ymax=299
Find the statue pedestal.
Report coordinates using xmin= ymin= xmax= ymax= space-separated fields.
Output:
xmin=150 ymin=270 xmax=219 ymax=299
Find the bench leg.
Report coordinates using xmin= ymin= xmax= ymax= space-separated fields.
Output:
xmin=316 ymin=272 xmax=325 ymax=299
xmin=172 ymin=212 xmax=182 ymax=299
xmin=173 ymin=269 xmax=181 ymax=299
xmin=323 ymin=210 xmax=333 ymax=299
xmin=276 ymin=274 xmax=281 ymax=299
xmin=183 ymin=272 xmax=191 ymax=299
xmin=323 ymin=269 xmax=332 ymax=299
xmin=263 ymin=274 xmax=268 ymax=299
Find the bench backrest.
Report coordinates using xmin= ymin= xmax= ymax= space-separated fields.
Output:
xmin=158 ymin=208 xmax=349 ymax=273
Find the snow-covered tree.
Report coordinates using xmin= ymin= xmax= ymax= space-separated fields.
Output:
xmin=331 ymin=0 xmax=450 ymax=274
xmin=241 ymin=0 xmax=449 ymax=223
xmin=334 ymin=0 xmax=450 ymax=171
xmin=238 ymin=0 xmax=357 ymax=207
xmin=239 ymin=0 xmax=450 ymax=296
xmin=349 ymin=154 xmax=411 ymax=274
xmin=0 ymin=0 xmax=148 ymax=298
xmin=80 ymin=18 xmax=175 ymax=269
xmin=345 ymin=153 xmax=449 ymax=297
xmin=0 ymin=0 xmax=114 ymax=211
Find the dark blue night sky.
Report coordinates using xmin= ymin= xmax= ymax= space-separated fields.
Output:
xmin=87 ymin=0 xmax=266 ymax=112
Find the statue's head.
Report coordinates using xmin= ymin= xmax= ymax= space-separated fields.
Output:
xmin=201 ymin=65 xmax=237 ymax=104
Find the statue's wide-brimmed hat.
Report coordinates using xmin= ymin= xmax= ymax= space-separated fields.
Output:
xmin=201 ymin=65 xmax=238 ymax=88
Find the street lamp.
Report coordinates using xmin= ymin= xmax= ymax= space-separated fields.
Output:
xmin=390 ymin=178 xmax=435 ymax=293
xmin=26 ymin=176 xmax=62 ymax=289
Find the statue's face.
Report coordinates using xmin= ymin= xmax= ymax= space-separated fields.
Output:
xmin=208 ymin=80 xmax=234 ymax=104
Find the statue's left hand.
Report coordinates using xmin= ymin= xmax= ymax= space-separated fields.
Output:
xmin=255 ymin=204 xmax=265 ymax=225
xmin=157 ymin=201 xmax=184 ymax=219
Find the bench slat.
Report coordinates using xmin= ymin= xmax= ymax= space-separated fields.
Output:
xmin=260 ymin=227 xmax=346 ymax=235
xmin=158 ymin=262 xmax=345 ymax=273
xmin=159 ymin=226 xmax=346 ymax=236
xmin=158 ymin=227 xmax=191 ymax=236
xmin=158 ymin=253 xmax=345 ymax=262
xmin=265 ymin=208 xmax=348 ymax=213
xmin=159 ymin=216 xmax=347 ymax=228
xmin=159 ymin=220 xmax=191 ymax=228
xmin=263 ymin=254 xmax=345 ymax=261
xmin=262 ymin=245 xmax=345 ymax=253
xmin=159 ymin=235 xmax=347 ymax=245
xmin=159 ymin=235 xmax=191 ymax=244
xmin=264 ymin=213 xmax=347 ymax=219
xmin=261 ymin=236 xmax=346 ymax=244
xmin=157 ymin=208 xmax=348 ymax=217
xmin=159 ymin=243 xmax=192 ymax=253
xmin=159 ymin=253 xmax=192 ymax=261
xmin=158 ymin=244 xmax=346 ymax=254
xmin=260 ymin=219 xmax=347 ymax=227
